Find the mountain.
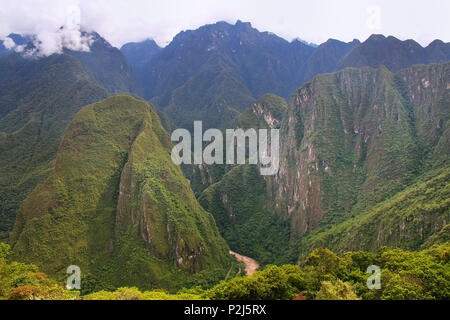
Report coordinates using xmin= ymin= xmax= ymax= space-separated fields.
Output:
xmin=297 ymin=167 xmax=449 ymax=257
xmin=120 ymin=39 xmax=162 ymax=75
xmin=274 ymin=62 xmax=449 ymax=238
xmin=10 ymin=95 xmax=232 ymax=290
xmin=195 ymin=62 xmax=449 ymax=264
xmin=124 ymin=22 xmax=449 ymax=132
xmin=0 ymin=32 xmax=142 ymax=241
xmin=302 ymin=38 xmax=360 ymax=82
xmin=198 ymin=94 xmax=293 ymax=265
xmin=64 ymin=31 xmax=143 ymax=95
xmin=131 ymin=20 xmax=315 ymax=130
xmin=335 ymin=34 xmax=450 ymax=72
xmin=0 ymin=53 xmax=109 ymax=241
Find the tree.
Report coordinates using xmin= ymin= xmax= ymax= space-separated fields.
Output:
xmin=315 ymin=280 xmax=360 ymax=300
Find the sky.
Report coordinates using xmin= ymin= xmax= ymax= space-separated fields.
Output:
xmin=0 ymin=0 xmax=449 ymax=54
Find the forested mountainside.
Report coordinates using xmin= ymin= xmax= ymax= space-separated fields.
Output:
xmin=9 ymin=95 xmax=233 ymax=291
xmin=194 ymin=62 xmax=449 ymax=265
xmin=121 ymin=21 xmax=450 ymax=131
xmin=0 ymin=21 xmax=448 ymax=299
xmin=0 ymin=53 xmax=109 ymax=241
xmin=0 ymin=33 xmax=141 ymax=242
xmin=67 ymin=31 xmax=142 ymax=95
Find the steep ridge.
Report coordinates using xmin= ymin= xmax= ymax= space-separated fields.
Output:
xmin=0 ymin=53 xmax=109 ymax=241
xmin=197 ymin=62 xmax=448 ymax=265
xmin=336 ymin=35 xmax=450 ymax=72
xmin=186 ymin=93 xmax=287 ymax=196
xmin=134 ymin=21 xmax=315 ymax=130
xmin=0 ymin=32 xmax=142 ymax=241
xmin=9 ymin=95 xmax=232 ymax=290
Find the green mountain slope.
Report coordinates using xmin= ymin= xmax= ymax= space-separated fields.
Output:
xmin=199 ymin=164 xmax=293 ymax=265
xmin=195 ymin=62 xmax=449 ymax=265
xmin=0 ymin=53 xmax=109 ymax=241
xmin=138 ymin=21 xmax=314 ymax=130
xmin=296 ymin=167 xmax=449 ymax=258
xmin=9 ymin=95 xmax=232 ymax=290
xmin=274 ymin=62 xmax=449 ymax=237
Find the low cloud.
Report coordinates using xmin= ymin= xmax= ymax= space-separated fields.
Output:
xmin=25 ymin=5 xmax=92 ymax=57
xmin=0 ymin=0 xmax=449 ymax=51
xmin=2 ymin=4 xmax=93 ymax=58
xmin=25 ymin=26 xmax=92 ymax=57
xmin=2 ymin=36 xmax=16 ymax=49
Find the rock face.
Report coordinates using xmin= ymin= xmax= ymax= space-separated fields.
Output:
xmin=199 ymin=62 xmax=449 ymax=262
xmin=274 ymin=63 xmax=449 ymax=238
xmin=10 ymin=95 xmax=231 ymax=288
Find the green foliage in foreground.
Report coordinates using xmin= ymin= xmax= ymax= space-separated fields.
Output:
xmin=2 ymin=242 xmax=448 ymax=300
xmin=0 ymin=243 xmax=77 ymax=300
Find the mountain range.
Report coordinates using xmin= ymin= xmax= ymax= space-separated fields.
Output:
xmin=0 ymin=20 xmax=448 ymax=293
xmin=120 ymin=21 xmax=450 ymax=130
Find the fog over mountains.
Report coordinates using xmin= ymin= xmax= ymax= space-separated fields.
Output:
xmin=0 ymin=19 xmax=448 ymax=297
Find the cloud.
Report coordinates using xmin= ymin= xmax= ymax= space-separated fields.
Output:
xmin=2 ymin=36 xmax=15 ymax=49
xmin=0 ymin=0 xmax=449 ymax=50
xmin=21 ymin=5 xmax=93 ymax=57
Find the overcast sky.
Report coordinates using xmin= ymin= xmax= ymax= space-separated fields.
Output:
xmin=1 ymin=0 xmax=449 ymax=49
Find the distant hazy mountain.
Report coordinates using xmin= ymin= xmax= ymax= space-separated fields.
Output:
xmin=66 ymin=31 xmax=143 ymax=95
xmin=0 ymin=53 xmax=108 ymax=241
xmin=126 ymin=21 xmax=315 ymax=130
xmin=10 ymin=95 xmax=232 ymax=290
xmin=122 ymin=22 xmax=449 ymax=131
xmin=193 ymin=62 xmax=449 ymax=265
xmin=336 ymin=34 xmax=450 ymax=72
xmin=120 ymin=39 xmax=162 ymax=75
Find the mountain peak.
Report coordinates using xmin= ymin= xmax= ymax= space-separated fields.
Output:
xmin=235 ymin=20 xmax=252 ymax=28
xmin=366 ymin=34 xmax=387 ymax=42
